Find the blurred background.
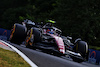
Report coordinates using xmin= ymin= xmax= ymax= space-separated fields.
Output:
xmin=0 ymin=0 xmax=100 ymax=47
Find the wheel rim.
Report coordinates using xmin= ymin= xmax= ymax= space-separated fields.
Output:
xmin=25 ymin=36 xmax=30 ymax=46
xmin=25 ymin=28 xmax=33 ymax=46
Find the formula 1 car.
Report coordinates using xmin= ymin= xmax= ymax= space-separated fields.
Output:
xmin=9 ymin=19 xmax=89 ymax=63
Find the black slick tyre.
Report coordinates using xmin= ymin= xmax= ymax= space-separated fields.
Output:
xmin=9 ymin=23 xmax=27 ymax=45
xmin=73 ymin=41 xmax=89 ymax=62
xmin=76 ymin=41 xmax=88 ymax=58
xmin=31 ymin=27 xmax=41 ymax=43
xmin=25 ymin=27 xmax=41 ymax=48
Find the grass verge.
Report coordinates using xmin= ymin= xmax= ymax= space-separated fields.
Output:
xmin=0 ymin=47 xmax=30 ymax=67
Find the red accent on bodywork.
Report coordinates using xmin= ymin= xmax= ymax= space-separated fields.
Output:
xmin=48 ymin=34 xmax=65 ymax=54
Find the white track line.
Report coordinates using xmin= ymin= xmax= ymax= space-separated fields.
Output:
xmin=0 ymin=40 xmax=38 ymax=67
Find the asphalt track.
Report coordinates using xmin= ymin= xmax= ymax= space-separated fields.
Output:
xmin=2 ymin=40 xmax=100 ymax=67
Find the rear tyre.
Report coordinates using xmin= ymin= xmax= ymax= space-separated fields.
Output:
xmin=32 ymin=27 xmax=41 ymax=42
xmin=25 ymin=27 xmax=41 ymax=48
xmin=25 ymin=29 xmax=34 ymax=48
xmin=9 ymin=23 xmax=27 ymax=45
xmin=25 ymin=36 xmax=32 ymax=48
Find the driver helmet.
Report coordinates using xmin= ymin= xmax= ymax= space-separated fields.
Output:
xmin=48 ymin=20 xmax=56 ymax=24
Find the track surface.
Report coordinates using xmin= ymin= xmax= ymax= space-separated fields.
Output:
xmin=5 ymin=40 xmax=100 ymax=67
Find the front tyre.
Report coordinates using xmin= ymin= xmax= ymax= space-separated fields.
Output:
xmin=73 ymin=41 xmax=89 ymax=62
xmin=76 ymin=41 xmax=88 ymax=59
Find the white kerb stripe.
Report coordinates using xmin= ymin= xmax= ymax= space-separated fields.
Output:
xmin=0 ymin=40 xmax=38 ymax=67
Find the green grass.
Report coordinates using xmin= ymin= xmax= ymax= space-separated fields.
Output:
xmin=0 ymin=47 xmax=30 ymax=67
xmin=89 ymin=45 xmax=100 ymax=51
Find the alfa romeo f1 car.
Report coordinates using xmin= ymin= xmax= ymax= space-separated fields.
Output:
xmin=9 ymin=19 xmax=89 ymax=63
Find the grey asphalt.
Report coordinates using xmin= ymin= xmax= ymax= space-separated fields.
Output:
xmin=1 ymin=40 xmax=100 ymax=67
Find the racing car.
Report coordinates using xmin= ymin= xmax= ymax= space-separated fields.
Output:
xmin=9 ymin=19 xmax=89 ymax=63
